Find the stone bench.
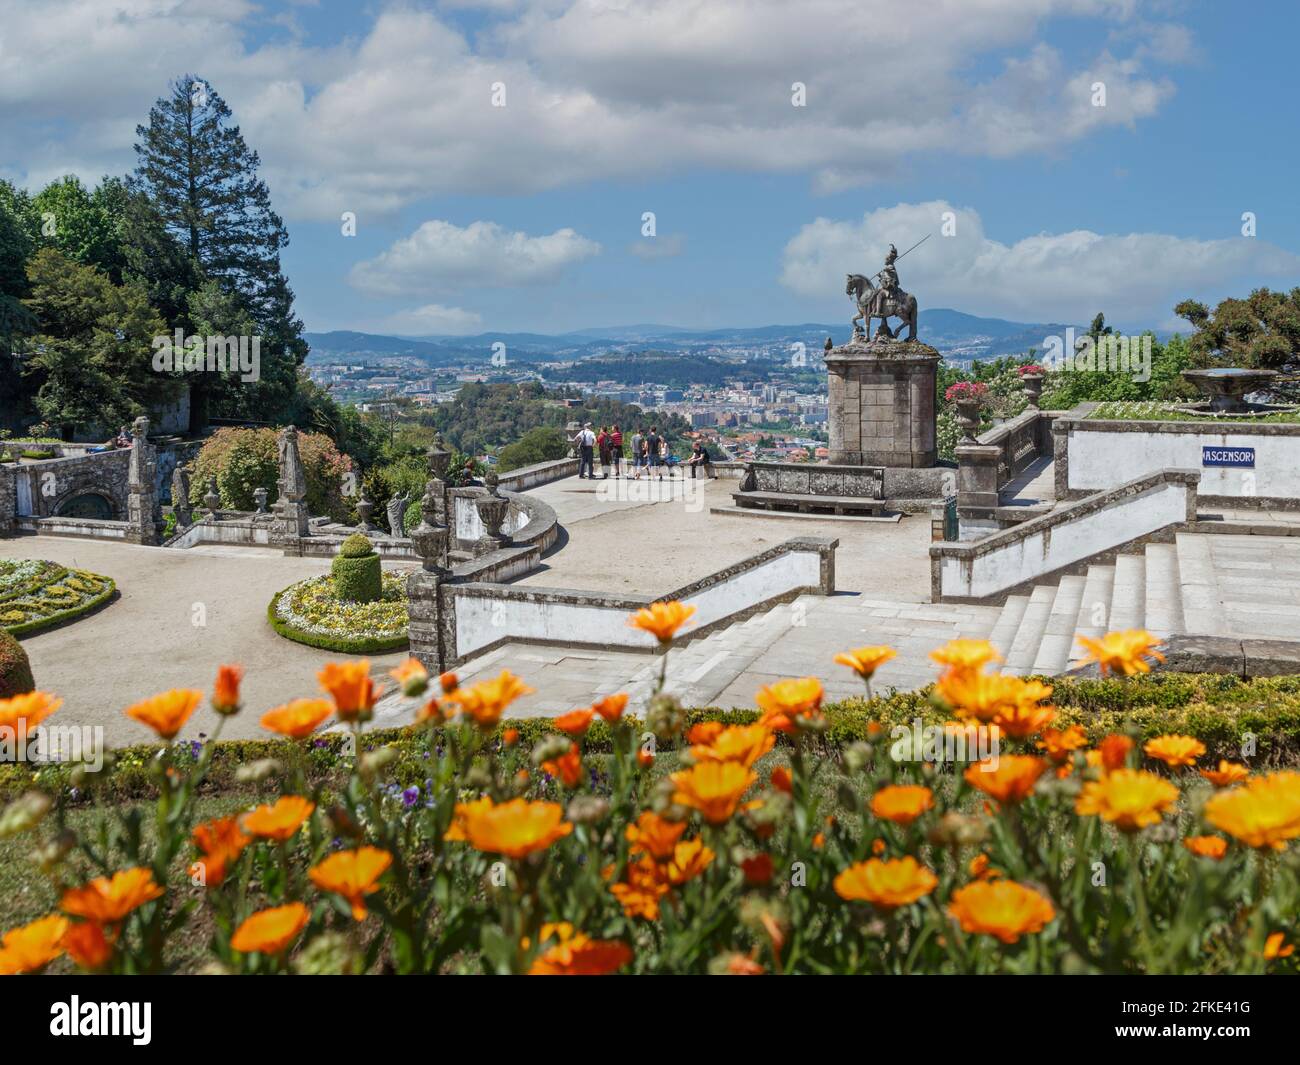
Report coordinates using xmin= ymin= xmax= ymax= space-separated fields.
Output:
xmin=732 ymin=490 xmax=890 ymax=516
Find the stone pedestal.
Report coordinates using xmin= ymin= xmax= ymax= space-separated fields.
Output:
xmin=124 ymin=416 xmax=162 ymax=545
xmin=826 ymin=338 xmax=940 ymax=468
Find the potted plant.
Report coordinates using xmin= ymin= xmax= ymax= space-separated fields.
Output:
xmin=945 ymin=381 xmax=990 ymax=442
xmin=1017 ymin=363 xmax=1046 ymax=408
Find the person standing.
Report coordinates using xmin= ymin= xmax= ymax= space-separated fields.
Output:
xmin=630 ymin=427 xmax=644 ymax=480
xmin=577 ymin=422 xmax=596 ymax=479
xmin=597 ymin=425 xmax=612 ymax=479
xmin=646 ymin=425 xmax=662 ymax=481
xmin=611 ymin=424 xmax=624 ymax=478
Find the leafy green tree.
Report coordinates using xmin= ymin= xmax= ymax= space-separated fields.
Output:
xmin=496 ymin=426 xmax=569 ymax=471
xmin=31 ymin=176 xmax=120 ymax=274
xmin=1175 ymin=289 xmax=1300 ymax=371
xmin=21 ymin=248 xmax=172 ymax=437
xmin=131 ymin=74 xmax=307 ymax=430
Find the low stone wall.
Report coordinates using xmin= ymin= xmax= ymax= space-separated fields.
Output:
xmin=14 ymin=515 xmax=131 ymax=540
xmin=441 ymin=535 xmax=837 ymax=665
xmin=1054 ymin=407 xmax=1300 ymax=509
xmin=931 ymin=468 xmax=1200 ymax=603
xmin=742 ymin=461 xmax=885 ymax=498
xmin=164 ymin=513 xmax=276 ymax=549
xmin=496 ymin=457 xmax=579 ymax=492
xmin=6 ymin=451 xmax=131 ymax=521
xmin=449 ymin=489 xmax=556 ymax=553
xmin=956 ymin=409 xmax=1055 ymax=527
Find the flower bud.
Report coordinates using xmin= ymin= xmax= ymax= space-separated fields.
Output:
xmin=843 ymin=741 xmax=873 ymax=773
xmin=235 ymin=758 xmax=282 ymax=784
xmin=359 ymin=745 xmax=398 ymax=778
xmin=293 ymin=931 xmax=364 ymax=975
xmin=566 ymin=795 xmax=610 ymax=825
xmin=530 ymin=735 xmax=573 ymax=766
xmin=0 ymin=791 xmax=52 ymax=838
xmin=646 ymin=693 xmax=685 ymax=742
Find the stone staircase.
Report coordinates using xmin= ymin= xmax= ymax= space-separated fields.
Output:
xmin=990 ymin=540 xmax=1189 ymax=675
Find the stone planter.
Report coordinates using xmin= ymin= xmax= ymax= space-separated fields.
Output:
xmin=955 ymin=400 xmax=983 ymax=443
xmin=1020 ymin=372 xmax=1045 ymax=409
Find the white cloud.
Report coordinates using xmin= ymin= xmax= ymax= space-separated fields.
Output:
xmin=380 ymin=303 xmax=484 ymax=335
xmin=348 ymin=219 xmax=602 ymax=298
xmin=780 ymin=200 xmax=1300 ymax=324
xmin=628 ymin=234 xmax=685 ymax=261
xmin=0 ymin=1 xmax=1191 ymax=218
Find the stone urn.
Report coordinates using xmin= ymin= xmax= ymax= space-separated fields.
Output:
xmin=1181 ymin=368 xmax=1279 ymax=414
xmin=473 ymin=473 xmax=512 ymax=556
xmin=355 ymin=482 xmax=376 ymax=532
xmin=252 ymin=486 xmax=269 ymax=515
xmin=204 ymin=477 xmax=221 ymax=520
xmin=409 ymin=484 xmax=449 ymax=574
xmin=954 ymin=400 xmax=983 ymax=443
xmin=1020 ymin=372 xmax=1045 ymax=409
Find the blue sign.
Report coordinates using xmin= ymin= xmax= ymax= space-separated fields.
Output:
xmin=1202 ymin=446 xmax=1255 ymax=468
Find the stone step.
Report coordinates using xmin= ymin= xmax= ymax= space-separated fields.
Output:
xmin=1108 ymin=553 xmax=1147 ymax=632
xmin=987 ymin=595 xmax=1029 ymax=663
xmin=1174 ymin=533 xmax=1218 ymax=636
xmin=1143 ymin=542 xmax=1185 ymax=638
xmin=1031 ymin=574 xmax=1086 ymax=675
xmin=1004 ymin=584 xmax=1056 ymax=675
xmin=1067 ymin=564 xmax=1116 ymax=667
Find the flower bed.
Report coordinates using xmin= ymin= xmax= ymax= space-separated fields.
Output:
xmin=0 ymin=559 xmax=116 ymax=637
xmin=1087 ymin=400 xmax=1300 ymax=424
xmin=1 ymin=612 xmax=1298 ymax=976
xmin=268 ymin=572 xmax=409 ymax=654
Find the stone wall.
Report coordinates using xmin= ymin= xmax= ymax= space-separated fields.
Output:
xmin=825 ymin=339 xmax=940 ymax=467
xmin=6 ymin=451 xmax=131 ymax=521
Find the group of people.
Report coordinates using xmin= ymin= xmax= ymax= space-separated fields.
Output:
xmin=573 ymin=423 xmax=716 ymax=480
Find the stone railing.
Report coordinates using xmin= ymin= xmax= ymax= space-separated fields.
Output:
xmin=435 ymin=535 xmax=837 ymax=667
xmin=495 ymin=457 xmax=579 ymax=492
xmin=931 ymin=468 xmax=1199 ymax=603
xmin=449 ymin=489 xmax=559 ymax=555
xmin=955 ymin=409 xmax=1057 ymax=535
xmin=14 ymin=515 xmax=132 ymax=540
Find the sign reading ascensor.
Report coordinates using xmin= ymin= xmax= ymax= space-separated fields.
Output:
xmin=1202 ymin=445 xmax=1255 ymax=468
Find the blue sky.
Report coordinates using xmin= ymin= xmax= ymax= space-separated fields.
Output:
xmin=2 ymin=0 xmax=1297 ymax=335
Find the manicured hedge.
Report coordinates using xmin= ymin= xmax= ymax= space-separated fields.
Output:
xmin=5 ymin=672 xmax=1300 ymax=805
xmin=266 ymin=588 xmax=408 ymax=656
xmin=330 ymin=552 xmax=381 ymax=603
xmin=0 ymin=630 xmax=34 ymax=698
xmin=1 ymin=574 xmax=116 ymax=637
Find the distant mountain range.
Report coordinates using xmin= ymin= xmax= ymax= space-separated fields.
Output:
xmin=305 ymin=309 xmax=1158 ymax=368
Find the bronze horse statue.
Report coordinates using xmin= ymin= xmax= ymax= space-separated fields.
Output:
xmin=846 ymin=273 xmax=918 ymax=341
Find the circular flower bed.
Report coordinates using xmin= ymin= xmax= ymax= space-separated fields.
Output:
xmin=0 ymin=558 xmax=117 ymax=637
xmin=269 ymin=572 xmax=409 ymax=654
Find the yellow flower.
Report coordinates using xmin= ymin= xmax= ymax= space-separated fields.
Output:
xmin=990 ymin=699 xmax=1056 ymax=740
xmin=1183 ymin=835 xmax=1228 ymax=860
xmin=1263 ymin=932 xmax=1295 ymax=960
xmin=833 ymin=645 xmax=897 ymax=679
xmin=947 ymin=880 xmax=1055 ymax=943
xmin=1203 ymin=770 xmax=1300 ymax=851
xmin=260 ymin=698 xmax=334 ymax=739
xmin=1075 ymin=768 xmax=1179 ymax=832
xmin=628 ymin=600 xmax=695 ymax=643
xmin=452 ymin=798 xmax=573 ymax=858
xmin=833 ymin=857 xmax=937 ymax=909
xmin=124 ymin=688 xmax=202 ymax=740
xmin=687 ymin=723 xmax=775 ymax=768
xmin=443 ymin=670 xmax=533 ymax=728
xmin=964 ymin=755 xmax=1047 ymax=805
xmin=670 ymin=761 xmax=759 ymax=823
xmin=936 ymin=671 xmax=1050 ymax=725
xmin=929 ymin=638 xmax=1001 ymax=674
xmin=1075 ymin=629 xmax=1165 ymax=676
xmin=664 ymin=837 xmax=715 ymax=885
xmin=1199 ymin=760 xmax=1250 ymax=788
xmin=1143 ymin=733 xmax=1205 ymax=768
xmin=0 ymin=914 xmax=69 ymax=974
xmin=754 ymin=676 xmax=824 ymax=733
xmin=869 ymin=784 xmax=934 ymax=825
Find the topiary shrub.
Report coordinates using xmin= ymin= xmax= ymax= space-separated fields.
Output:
xmin=331 ymin=535 xmax=381 ymax=602
xmin=0 ymin=630 xmax=34 ymax=698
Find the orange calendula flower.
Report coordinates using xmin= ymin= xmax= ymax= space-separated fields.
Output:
xmin=834 ymin=645 xmax=897 ymax=679
xmin=609 ymin=857 xmax=670 ymax=921
xmin=870 ymin=784 xmax=934 ymax=825
xmin=1203 ymin=770 xmax=1300 ymax=851
xmin=688 ymin=723 xmax=775 ymax=768
xmin=991 ymin=700 xmax=1056 ymax=740
xmin=388 ymin=658 xmax=429 ymax=698
xmin=742 ymin=853 xmax=775 ymax=885
xmin=190 ymin=815 xmax=252 ymax=888
xmin=318 ymin=660 xmax=378 ymax=723
xmin=439 ymin=671 xmax=459 ymax=693
xmin=625 ymin=811 xmax=688 ymax=861
xmin=212 ymin=664 xmax=243 ymax=716
xmin=1144 ymin=733 xmax=1206 ymax=769
xmin=0 ymin=914 xmax=69 ymax=974
xmin=1263 ymin=932 xmax=1295 ymax=960
xmin=835 ymin=857 xmax=937 ymax=909
xmin=755 ymin=676 xmax=824 ymax=733
xmin=1076 ymin=768 xmax=1179 ymax=832
xmin=939 ymin=672 xmax=1052 ymax=725
xmin=553 ymin=707 xmax=595 ymax=736
xmin=670 ymin=761 xmax=759 ymax=824
xmin=444 ymin=670 xmax=533 ymax=728
xmin=964 ymin=755 xmax=1047 ymax=805
xmin=502 ymin=727 xmax=520 ymax=746
xmin=0 ymin=690 xmax=62 ymax=734
xmin=968 ymin=854 xmax=1003 ymax=880
xmin=455 ymin=798 xmax=573 ymax=859
xmin=124 ymin=688 xmax=202 ymax=740
xmin=242 ymin=795 xmax=315 ymax=841
xmin=770 ymin=766 xmax=793 ymax=794
xmin=1036 ymin=724 xmax=1088 ymax=764
xmin=929 ymin=638 xmax=1001 ymax=674
xmin=61 ymin=868 xmax=163 ymax=924
xmin=1183 ymin=835 xmax=1228 ymax=860
xmin=542 ymin=743 xmax=584 ymax=788
xmin=1076 ymin=629 xmax=1165 ymax=676
xmin=628 ymin=600 xmax=695 ymax=643
xmin=1098 ymin=733 xmax=1134 ymax=772
xmin=723 ymin=953 xmax=766 ymax=975
xmin=260 ymin=698 xmax=334 ymax=739
xmin=528 ymin=923 xmax=633 ymax=975
xmin=1200 ymin=760 xmax=1250 ymax=788
xmin=443 ymin=796 xmax=495 ymax=842
xmin=309 ymin=846 xmax=392 ymax=920
xmin=637 ymin=749 xmax=655 ymax=768
xmin=665 ymin=837 xmax=715 ymax=884
xmin=593 ymin=693 xmax=629 ymax=722
xmin=61 ymin=921 xmax=115 ymax=970
xmin=947 ymin=880 xmax=1055 ymax=943
xmin=687 ymin=721 xmax=725 ymax=745
xmin=230 ymin=902 xmax=309 ymax=955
